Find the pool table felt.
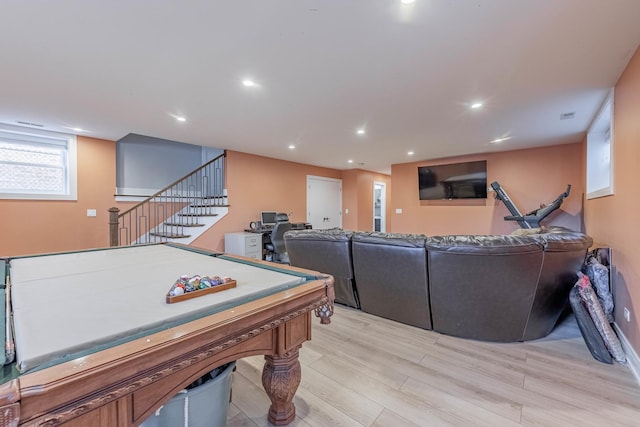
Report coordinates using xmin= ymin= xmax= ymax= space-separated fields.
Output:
xmin=9 ymin=245 xmax=304 ymax=373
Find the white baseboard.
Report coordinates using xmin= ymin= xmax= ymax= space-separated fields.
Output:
xmin=613 ymin=322 xmax=640 ymax=386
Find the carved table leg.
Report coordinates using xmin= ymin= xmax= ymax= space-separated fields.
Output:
xmin=262 ymin=348 xmax=301 ymax=425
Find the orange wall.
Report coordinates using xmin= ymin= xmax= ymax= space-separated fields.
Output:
xmin=192 ymin=150 xmax=342 ymax=252
xmin=0 ymin=136 xmax=116 ymax=256
xmin=0 ymin=139 xmax=583 ymax=256
xmin=0 ymin=145 xmax=342 ymax=257
xmin=342 ymin=170 xmax=359 ymax=230
xmin=341 ymin=169 xmax=392 ymax=231
xmin=584 ymin=46 xmax=640 ymax=353
xmin=390 ymin=143 xmax=584 ymax=236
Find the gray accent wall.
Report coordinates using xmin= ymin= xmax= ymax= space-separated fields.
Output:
xmin=116 ymin=134 xmax=223 ymax=196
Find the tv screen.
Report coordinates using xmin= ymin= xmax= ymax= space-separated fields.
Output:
xmin=418 ymin=160 xmax=487 ymax=200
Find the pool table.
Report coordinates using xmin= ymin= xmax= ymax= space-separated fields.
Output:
xmin=0 ymin=243 xmax=334 ymax=426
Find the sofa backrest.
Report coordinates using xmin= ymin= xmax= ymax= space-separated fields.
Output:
xmin=426 ymin=234 xmax=545 ymax=341
xmin=352 ymin=232 xmax=431 ymax=329
xmin=284 ymin=227 xmax=593 ymax=342
xmin=522 ymin=230 xmax=593 ymax=340
xmin=284 ymin=229 xmax=359 ymax=308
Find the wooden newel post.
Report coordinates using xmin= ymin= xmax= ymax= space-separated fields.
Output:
xmin=108 ymin=207 xmax=120 ymax=247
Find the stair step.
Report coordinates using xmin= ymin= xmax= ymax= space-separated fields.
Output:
xmin=155 ymin=195 xmax=215 ymax=200
xmin=178 ymin=213 xmax=219 ymax=217
xmin=149 ymin=232 xmax=191 ymax=239
xmin=189 ymin=204 xmax=229 ymax=208
xmin=163 ymin=222 xmax=205 ymax=227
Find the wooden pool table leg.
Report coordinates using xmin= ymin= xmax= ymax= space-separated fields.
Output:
xmin=262 ymin=348 xmax=302 ymax=425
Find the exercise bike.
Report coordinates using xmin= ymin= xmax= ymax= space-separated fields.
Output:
xmin=490 ymin=181 xmax=571 ymax=229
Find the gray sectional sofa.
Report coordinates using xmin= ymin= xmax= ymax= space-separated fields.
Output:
xmin=284 ymin=227 xmax=592 ymax=342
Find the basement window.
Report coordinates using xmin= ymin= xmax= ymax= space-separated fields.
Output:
xmin=0 ymin=123 xmax=77 ymax=200
xmin=586 ymin=89 xmax=614 ymax=199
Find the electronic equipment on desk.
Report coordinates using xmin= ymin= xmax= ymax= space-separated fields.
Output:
xmin=248 ymin=221 xmax=274 ymax=232
xmin=291 ymin=222 xmax=311 ymax=230
xmin=260 ymin=211 xmax=278 ymax=227
xmin=248 ymin=212 xmax=290 ymax=232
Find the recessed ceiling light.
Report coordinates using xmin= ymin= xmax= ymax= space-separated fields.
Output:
xmin=348 ymin=159 xmax=354 ymax=164
xmin=288 ymin=144 xmax=295 ymax=150
xmin=471 ymin=102 xmax=483 ymax=109
xmin=490 ymin=136 xmax=512 ymax=144
xmin=401 ymin=0 xmax=415 ymax=4
xmin=176 ymin=116 xmax=186 ymax=122
xmin=62 ymin=126 xmax=88 ymax=132
xmin=242 ymin=79 xmax=257 ymax=87
xmin=408 ymin=151 xmax=414 ymax=156
xmin=356 ymin=129 xmax=365 ymax=135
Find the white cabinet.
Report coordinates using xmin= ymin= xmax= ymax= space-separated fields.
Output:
xmin=224 ymin=232 xmax=262 ymax=259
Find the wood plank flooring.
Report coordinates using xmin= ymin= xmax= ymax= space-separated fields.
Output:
xmin=226 ymin=306 xmax=640 ymax=426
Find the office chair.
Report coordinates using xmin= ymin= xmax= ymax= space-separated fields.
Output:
xmin=265 ymin=213 xmax=292 ymax=263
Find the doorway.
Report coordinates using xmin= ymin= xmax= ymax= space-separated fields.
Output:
xmin=373 ymin=182 xmax=386 ymax=232
xmin=307 ymin=176 xmax=342 ymax=229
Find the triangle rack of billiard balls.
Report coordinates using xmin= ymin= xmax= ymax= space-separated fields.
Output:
xmin=166 ymin=275 xmax=236 ymax=304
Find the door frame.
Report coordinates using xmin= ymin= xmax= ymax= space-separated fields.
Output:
xmin=373 ymin=181 xmax=386 ymax=232
xmin=306 ymin=175 xmax=342 ymax=229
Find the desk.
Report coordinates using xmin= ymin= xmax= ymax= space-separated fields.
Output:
xmin=225 ymin=231 xmax=263 ymax=259
xmin=243 ymin=229 xmax=274 ymax=260
xmin=0 ymin=244 xmax=334 ymax=426
xmin=241 ymin=223 xmax=311 ymax=260
xmin=244 ymin=223 xmax=310 ymax=235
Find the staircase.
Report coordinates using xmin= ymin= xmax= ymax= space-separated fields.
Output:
xmin=109 ymin=152 xmax=228 ymax=246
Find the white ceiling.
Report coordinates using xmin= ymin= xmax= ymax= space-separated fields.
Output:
xmin=1 ymin=1 xmax=639 ymax=174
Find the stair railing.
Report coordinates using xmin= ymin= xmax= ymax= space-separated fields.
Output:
xmin=109 ymin=152 xmax=226 ymax=246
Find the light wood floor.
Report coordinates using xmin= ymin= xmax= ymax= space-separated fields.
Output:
xmin=226 ymin=306 xmax=640 ymax=426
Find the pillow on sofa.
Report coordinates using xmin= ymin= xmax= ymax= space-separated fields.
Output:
xmin=576 ymin=274 xmax=626 ymax=364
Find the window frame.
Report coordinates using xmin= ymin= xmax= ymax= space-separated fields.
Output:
xmin=586 ymin=89 xmax=614 ymax=199
xmin=0 ymin=123 xmax=78 ymax=200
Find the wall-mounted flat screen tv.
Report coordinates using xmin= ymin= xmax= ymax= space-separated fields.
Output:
xmin=418 ymin=160 xmax=487 ymax=200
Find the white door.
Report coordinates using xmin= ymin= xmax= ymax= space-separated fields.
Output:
xmin=307 ymin=176 xmax=342 ymax=229
xmin=373 ymin=181 xmax=386 ymax=232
